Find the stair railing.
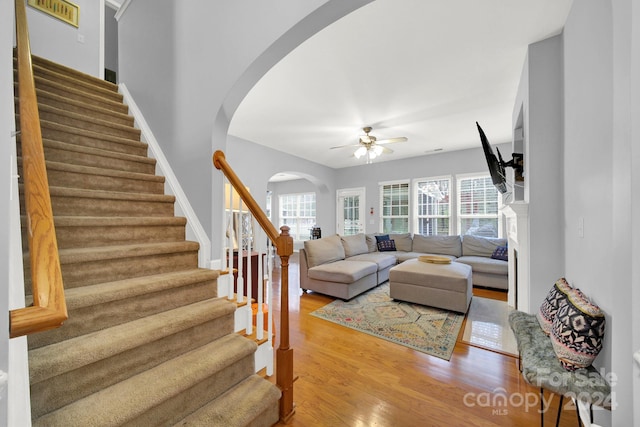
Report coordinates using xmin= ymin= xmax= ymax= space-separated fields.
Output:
xmin=10 ymin=0 xmax=67 ymax=338
xmin=213 ymin=150 xmax=295 ymax=422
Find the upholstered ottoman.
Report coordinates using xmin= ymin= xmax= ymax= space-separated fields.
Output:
xmin=389 ymin=258 xmax=472 ymax=313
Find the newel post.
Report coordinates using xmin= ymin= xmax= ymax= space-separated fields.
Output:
xmin=275 ymin=225 xmax=295 ymax=422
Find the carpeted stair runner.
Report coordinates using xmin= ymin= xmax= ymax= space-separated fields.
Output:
xmin=15 ymin=53 xmax=280 ymax=426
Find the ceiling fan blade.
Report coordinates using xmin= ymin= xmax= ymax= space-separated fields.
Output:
xmin=376 ymin=137 xmax=408 ymax=145
xmin=381 ymin=146 xmax=394 ymax=154
xmin=330 ymin=143 xmax=361 ymax=150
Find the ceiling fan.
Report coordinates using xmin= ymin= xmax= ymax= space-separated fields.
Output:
xmin=330 ymin=127 xmax=408 ymax=164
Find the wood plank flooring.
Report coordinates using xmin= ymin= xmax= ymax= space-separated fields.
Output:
xmin=267 ymin=254 xmax=582 ymax=426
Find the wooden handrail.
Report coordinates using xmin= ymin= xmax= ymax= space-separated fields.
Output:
xmin=10 ymin=0 xmax=67 ymax=338
xmin=213 ymin=150 xmax=295 ymax=422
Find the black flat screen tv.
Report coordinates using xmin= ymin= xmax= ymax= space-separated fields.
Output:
xmin=476 ymin=122 xmax=507 ymax=194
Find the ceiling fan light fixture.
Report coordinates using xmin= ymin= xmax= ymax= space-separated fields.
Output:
xmin=373 ymin=145 xmax=383 ymax=156
xmin=354 ymin=146 xmax=367 ymax=159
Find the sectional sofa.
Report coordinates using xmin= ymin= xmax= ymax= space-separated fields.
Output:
xmin=299 ymin=232 xmax=508 ymax=300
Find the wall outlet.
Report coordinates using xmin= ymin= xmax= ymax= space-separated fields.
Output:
xmin=77 ymin=33 xmax=85 ymax=43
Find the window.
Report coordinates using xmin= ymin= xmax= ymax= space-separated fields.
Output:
xmin=266 ymin=191 xmax=272 ymax=221
xmin=414 ymin=177 xmax=451 ymax=236
xmin=457 ymin=175 xmax=501 ymax=237
xmin=279 ymin=192 xmax=316 ymax=241
xmin=380 ymin=181 xmax=409 ymax=234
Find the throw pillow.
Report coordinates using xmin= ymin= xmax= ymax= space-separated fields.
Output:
xmin=389 ymin=233 xmax=413 ymax=252
xmin=375 ymin=234 xmax=390 ymax=242
xmin=491 ymin=245 xmax=508 ymax=261
xmin=377 ymin=239 xmax=397 ymax=252
xmin=550 ymin=288 xmax=606 ymax=371
xmin=303 ymin=234 xmax=346 ymax=268
xmin=536 ymin=278 xmax=573 ymax=335
xmin=412 ymin=234 xmax=462 ymax=257
xmin=341 ymin=234 xmax=369 ymax=257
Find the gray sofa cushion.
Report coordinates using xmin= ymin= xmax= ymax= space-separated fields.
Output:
xmin=347 ymin=252 xmax=397 ymax=270
xmin=304 ymin=234 xmax=345 ymax=268
xmin=412 ymin=234 xmax=462 ymax=257
xmin=365 ymin=234 xmax=377 ymax=253
xmin=341 ymin=233 xmax=369 ymax=257
xmin=389 ymin=233 xmax=413 ymax=252
xmin=308 ymin=260 xmax=377 ymax=283
xmin=456 ymin=256 xmax=508 ymax=275
xmin=462 ymin=235 xmax=507 ymax=257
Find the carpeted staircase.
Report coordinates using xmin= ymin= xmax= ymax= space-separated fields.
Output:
xmin=14 ymin=54 xmax=281 ymax=426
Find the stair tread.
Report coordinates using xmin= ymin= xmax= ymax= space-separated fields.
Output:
xmin=47 ymin=185 xmax=175 ymax=202
xmin=32 ymin=334 xmax=255 ymax=427
xmin=38 ymin=119 xmax=147 ymax=148
xmin=32 ymin=75 xmax=128 ymax=113
xmin=29 ymin=299 xmax=240 ymax=384
xmin=49 ymin=215 xmax=187 ymax=227
xmin=175 ymin=374 xmax=281 ymax=426
xmin=40 ymin=138 xmax=155 ymax=165
xmin=31 ymin=54 xmax=118 ymax=92
xmin=31 ymin=62 xmax=122 ymax=102
xmin=33 ymin=87 xmax=133 ymax=124
xmin=60 ymin=269 xmax=219 ymax=310
xmin=56 ymin=241 xmax=200 ymax=264
xmin=42 ymin=159 xmax=164 ymax=182
xmin=37 ymin=103 xmax=140 ymax=136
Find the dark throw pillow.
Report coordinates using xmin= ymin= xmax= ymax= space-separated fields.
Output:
xmin=377 ymin=239 xmax=397 ymax=252
xmin=491 ymin=245 xmax=508 ymax=261
xmin=550 ymin=288 xmax=605 ymax=371
xmin=375 ymin=234 xmax=390 ymax=242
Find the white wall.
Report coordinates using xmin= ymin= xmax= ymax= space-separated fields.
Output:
xmin=117 ymin=0 xmax=373 ymax=261
xmin=228 ymin=135 xmax=336 ymax=240
xmin=335 ymin=143 xmax=512 ymax=235
xmin=563 ymin=0 xmax=637 ymax=425
xmin=27 ymin=0 xmax=103 ymax=77
xmin=628 ymin=0 xmax=640 ymax=420
xmin=512 ymin=34 xmax=565 ymax=314
xmin=0 ymin=2 xmax=14 ymax=423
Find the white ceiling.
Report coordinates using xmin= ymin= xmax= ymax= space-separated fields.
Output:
xmin=229 ymin=0 xmax=573 ymax=170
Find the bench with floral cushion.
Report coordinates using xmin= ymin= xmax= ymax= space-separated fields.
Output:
xmin=508 ymin=278 xmax=611 ymax=426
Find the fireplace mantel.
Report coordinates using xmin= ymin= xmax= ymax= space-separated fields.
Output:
xmin=501 ymin=202 xmax=529 ymax=310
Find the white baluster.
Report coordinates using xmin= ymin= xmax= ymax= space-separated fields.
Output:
xmin=245 ymin=210 xmax=253 ymax=335
xmin=256 ymin=226 xmax=264 ymax=341
xmin=236 ymin=202 xmax=244 ymax=304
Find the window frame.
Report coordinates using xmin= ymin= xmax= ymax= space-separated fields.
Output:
xmin=413 ymin=175 xmax=452 ymax=236
xmin=456 ymin=173 xmax=503 ymax=238
xmin=278 ymin=192 xmax=316 ymax=242
xmin=379 ymin=180 xmax=410 ymax=234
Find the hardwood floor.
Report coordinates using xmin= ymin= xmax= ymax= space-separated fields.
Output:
xmin=267 ymin=254 xmax=581 ymax=426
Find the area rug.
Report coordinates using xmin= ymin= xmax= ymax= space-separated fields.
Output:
xmin=310 ymin=283 xmax=464 ymax=361
xmin=461 ymin=296 xmax=518 ymax=356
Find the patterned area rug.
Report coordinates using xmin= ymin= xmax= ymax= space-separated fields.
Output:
xmin=310 ymin=283 xmax=464 ymax=361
